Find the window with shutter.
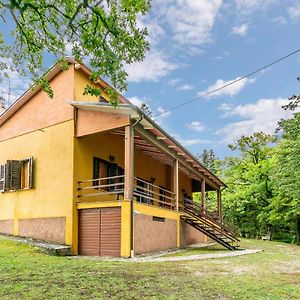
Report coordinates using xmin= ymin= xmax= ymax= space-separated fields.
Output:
xmin=1 ymin=158 xmax=34 ymax=192
xmin=20 ymin=158 xmax=33 ymax=189
xmin=0 ymin=164 xmax=6 ymax=192
xmin=8 ymin=160 xmax=21 ymax=190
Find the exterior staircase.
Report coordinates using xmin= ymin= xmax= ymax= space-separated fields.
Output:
xmin=180 ymin=199 xmax=240 ymax=250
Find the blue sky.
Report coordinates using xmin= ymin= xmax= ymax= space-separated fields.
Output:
xmin=1 ymin=0 xmax=300 ymax=158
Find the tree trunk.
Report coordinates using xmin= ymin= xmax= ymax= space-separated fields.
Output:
xmin=296 ymin=216 xmax=300 ymax=245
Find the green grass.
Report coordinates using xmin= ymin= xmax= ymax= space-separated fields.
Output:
xmin=0 ymin=237 xmax=299 ymax=299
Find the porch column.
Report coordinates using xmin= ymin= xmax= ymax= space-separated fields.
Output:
xmin=217 ymin=189 xmax=222 ymax=222
xmin=124 ymin=125 xmax=134 ymax=199
xmin=201 ymin=179 xmax=206 ymax=213
xmin=124 ymin=125 xmax=134 ymax=258
xmin=173 ymin=159 xmax=179 ymax=211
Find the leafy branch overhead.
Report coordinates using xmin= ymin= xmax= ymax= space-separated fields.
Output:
xmin=283 ymin=77 xmax=300 ymax=111
xmin=0 ymin=0 xmax=151 ymax=105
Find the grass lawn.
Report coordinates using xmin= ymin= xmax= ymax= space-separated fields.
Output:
xmin=0 ymin=237 xmax=299 ymax=299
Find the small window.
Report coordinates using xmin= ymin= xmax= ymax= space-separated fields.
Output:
xmin=1 ymin=157 xmax=33 ymax=192
xmin=152 ymin=216 xmax=165 ymax=222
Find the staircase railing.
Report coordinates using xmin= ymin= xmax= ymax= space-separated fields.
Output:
xmin=180 ymin=197 xmax=240 ymax=247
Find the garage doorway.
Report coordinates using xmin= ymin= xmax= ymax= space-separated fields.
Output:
xmin=78 ymin=207 xmax=121 ymax=256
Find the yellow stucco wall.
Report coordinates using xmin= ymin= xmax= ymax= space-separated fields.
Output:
xmin=74 ymin=68 xmax=109 ymax=102
xmin=0 ymin=120 xmax=74 ymax=244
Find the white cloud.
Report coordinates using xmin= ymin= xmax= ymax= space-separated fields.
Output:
xmin=156 ymin=106 xmax=171 ymax=118
xmin=127 ymin=96 xmax=148 ymax=108
xmin=125 ymin=50 xmax=178 ymax=82
xmin=185 ymin=121 xmax=206 ymax=132
xmin=199 ymin=77 xmax=256 ymax=98
xmin=181 ymin=138 xmax=211 ymax=146
xmin=171 ymin=133 xmax=211 ymax=147
xmin=168 ymin=78 xmax=182 ymax=86
xmin=153 ymin=0 xmax=223 ymax=46
xmin=271 ymin=16 xmax=287 ymax=25
xmin=235 ymin=0 xmax=276 ymax=13
xmin=0 ymin=60 xmax=30 ymax=108
xmin=177 ymin=84 xmax=193 ymax=91
xmin=217 ymin=98 xmax=299 ymax=143
xmin=287 ymin=4 xmax=300 ymax=20
xmin=231 ymin=24 xmax=249 ymax=36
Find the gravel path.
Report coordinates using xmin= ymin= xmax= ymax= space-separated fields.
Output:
xmin=76 ymin=248 xmax=262 ymax=263
xmin=131 ymin=249 xmax=262 ymax=263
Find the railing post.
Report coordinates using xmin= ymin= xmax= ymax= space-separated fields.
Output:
xmin=201 ymin=179 xmax=206 ymax=214
xmin=217 ymin=189 xmax=222 ymax=222
xmin=173 ymin=159 xmax=179 ymax=211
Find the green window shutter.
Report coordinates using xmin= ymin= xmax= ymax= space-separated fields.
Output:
xmin=8 ymin=160 xmax=21 ymax=190
xmin=0 ymin=164 xmax=6 ymax=192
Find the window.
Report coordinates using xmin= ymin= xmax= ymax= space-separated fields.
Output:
xmin=0 ymin=164 xmax=7 ymax=192
xmin=0 ymin=158 xmax=33 ymax=192
xmin=136 ymin=179 xmax=153 ymax=205
xmin=159 ymin=186 xmax=166 ymax=207
xmin=93 ymin=157 xmax=124 ymax=191
xmin=153 ymin=216 xmax=165 ymax=222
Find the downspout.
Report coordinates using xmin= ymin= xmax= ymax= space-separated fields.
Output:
xmin=129 ymin=113 xmax=144 ymax=258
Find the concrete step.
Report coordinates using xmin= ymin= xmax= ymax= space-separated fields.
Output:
xmin=0 ymin=234 xmax=72 ymax=256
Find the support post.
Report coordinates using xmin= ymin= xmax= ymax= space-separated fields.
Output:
xmin=201 ymin=179 xmax=206 ymax=213
xmin=124 ymin=125 xmax=134 ymax=199
xmin=124 ymin=125 xmax=134 ymax=257
xmin=173 ymin=159 xmax=179 ymax=211
xmin=217 ymin=189 xmax=222 ymax=222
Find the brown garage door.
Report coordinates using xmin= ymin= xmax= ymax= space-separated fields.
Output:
xmin=79 ymin=207 xmax=121 ymax=256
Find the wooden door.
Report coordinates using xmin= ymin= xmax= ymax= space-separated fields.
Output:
xmin=78 ymin=209 xmax=100 ymax=256
xmin=79 ymin=207 xmax=121 ymax=257
xmin=100 ymin=207 xmax=121 ymax=256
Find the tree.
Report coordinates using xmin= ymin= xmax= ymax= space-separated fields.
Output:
xmin=283 ymin=77 xmax=300 ymax=110
xmin=0 ymin=0 xmax=150 ymax=105
xmin=195 ymin=149 xmax=219 ymax=212
xmin=197 ymin=149 xmax=218 ymax=173
xmin=270 ymin=113 xmax=300 ymax=244
xmin=219 ymin=133 xmax=276 ymax=238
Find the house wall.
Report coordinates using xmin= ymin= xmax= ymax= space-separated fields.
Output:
xmin=0 ymin=67 xmax=75 ymax=142
xmin=0 ymin=66 xmax=76 ymax=245
xmin=74 ymin=68 xmax=109 ymax=102
xmin=0 ymin=120 xmax=74 ymax=244
xmin=133 ymin=203 xmax=179 ymax=255
xmin=180 ymin=221 xmax=207 ymax=247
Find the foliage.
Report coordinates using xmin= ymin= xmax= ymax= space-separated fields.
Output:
xmin=219 ymin=117 xmax=300 ymax=244
xmin=270 ymin=113 xmax=300 ymax=244
xmin=283 ymin=77 xmax=300 ymax=110
xmin=195 ymin=149 xmax=218 ymax=211
xmin=197 ymin=149 xmax=218 ymax=173
xmin=218 ymin=133 xmax=276 ymax=238
xmin=0 ymin=0 xmax=150 ymax=106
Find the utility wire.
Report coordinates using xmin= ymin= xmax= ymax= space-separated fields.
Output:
xmin=152 ymin=48 xmax=300 ymax=117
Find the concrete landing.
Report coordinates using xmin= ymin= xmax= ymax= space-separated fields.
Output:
xmin=0 ymin=234 xmax=72 ymax=256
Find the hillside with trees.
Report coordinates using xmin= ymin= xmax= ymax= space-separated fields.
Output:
xmin=199 ymin=110 xmax=300 ymax=244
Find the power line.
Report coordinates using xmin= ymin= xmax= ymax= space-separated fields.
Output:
xmin=152 ymin=48 xmax=300 ymax=117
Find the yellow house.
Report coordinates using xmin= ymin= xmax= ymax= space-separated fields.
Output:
xmin=0 ymin=59 xmax=239 ymax=257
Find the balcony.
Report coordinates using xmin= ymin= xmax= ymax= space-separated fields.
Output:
xmin=77 ymin=175 xmax=176 ymax=210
